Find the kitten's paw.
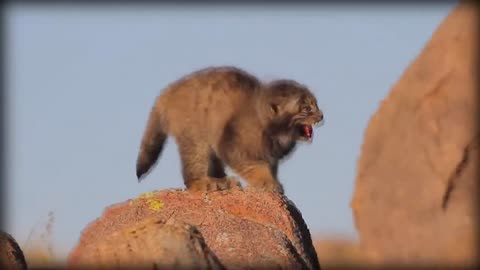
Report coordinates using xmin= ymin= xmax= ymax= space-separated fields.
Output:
xmin=186 ymin=177 xmax=222 ymax=193
xmin=218 ymin=176 xmax=243 ymax=190
xmin=247 ymin=181 xmax=284 ymax=195
xmin=186 ymin=176 xmax=242 ymax=193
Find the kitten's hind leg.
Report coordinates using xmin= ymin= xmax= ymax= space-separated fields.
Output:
xmin=177 ymin=138 xmax=212 ymax=191
xmin=177 ymin=138 xmax=233 ymax=192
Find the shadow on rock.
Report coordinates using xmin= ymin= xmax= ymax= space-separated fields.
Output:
xmin=67 ymin=188 xmax=321 ymax=270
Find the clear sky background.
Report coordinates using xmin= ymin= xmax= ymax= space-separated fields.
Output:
xmin=6 ymin=3 xmax=455 ymax=259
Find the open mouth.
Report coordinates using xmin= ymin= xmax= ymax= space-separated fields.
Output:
xmin=298 ymin=124 xmax=313 ymax=140
xmin=297 ymin=119 xmax=323 ymax=141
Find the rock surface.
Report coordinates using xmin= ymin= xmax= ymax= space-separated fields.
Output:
xmin=68 ymin=218 xmax=224 ymax=270
xmin=351 ymin=2 xmax=478 ymax=266
xmin=67 ymin=188 xmax=321 ymax=270
xmin=0 ymin=230 xmax=28 ymax=270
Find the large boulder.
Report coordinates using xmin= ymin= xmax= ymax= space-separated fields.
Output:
xmin=68 ymin=218 xmax=224 ymax=270
xmin=351 ymin=2 xmax=478 ymax=266
xmin=67 ymin=188 xmax=321 ymax=270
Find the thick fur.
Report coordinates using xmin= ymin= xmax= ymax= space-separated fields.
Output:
xmin=136 ymin=66 xmax=323 ymax=194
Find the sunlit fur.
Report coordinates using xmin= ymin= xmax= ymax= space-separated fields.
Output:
xmin=136 ymin=66 xmax=323 ymax=194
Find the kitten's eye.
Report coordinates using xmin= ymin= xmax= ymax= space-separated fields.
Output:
xmin=302 ymin=106 xmax=312 ymax=113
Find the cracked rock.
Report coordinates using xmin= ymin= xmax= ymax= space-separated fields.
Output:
xmin=67 ymin=188 xmax=321 ymax=270
xmin=351 ymin=2 xmax=478 ymax=266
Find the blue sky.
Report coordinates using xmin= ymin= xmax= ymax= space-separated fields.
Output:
xmin=6 ymin=3 xmax=455 ymax=259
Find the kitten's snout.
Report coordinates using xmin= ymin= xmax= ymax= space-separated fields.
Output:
xmin=315 ymin=110 xmax=324 ymax=122
xmin=318 ymin=111 xmax=324 ymax=122
xmin=313 ymin=110 xmax=324 ymax=126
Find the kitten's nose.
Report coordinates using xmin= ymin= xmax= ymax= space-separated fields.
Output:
xmin=316 ymin=111 xmax=324 ymax=123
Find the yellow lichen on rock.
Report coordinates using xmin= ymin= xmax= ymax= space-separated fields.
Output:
xmin=146 ymin=199 xmax=164 ymax=212
xmin=129 ymin=192 xmax=164 ymax=212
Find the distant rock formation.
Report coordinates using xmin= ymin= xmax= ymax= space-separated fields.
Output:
xmin=351 ymin=2 xmax=478 ymax=266
xmin=0 ymin=231 xmax=28 ymax=270
xmin=67 ymin=188 xmax=321 ymax=270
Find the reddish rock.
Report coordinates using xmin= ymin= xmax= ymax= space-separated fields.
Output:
xmin=67 ymin=188 xmax=320 ymax=270
xmin=351 ymin=2 xmax=478 ymax=266
xmin=67 ymin=218 xmax=224 ymax=270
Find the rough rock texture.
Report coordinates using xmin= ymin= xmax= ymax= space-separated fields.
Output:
xmin=68 ymin=218 xmax=224 ymax=270
xmin=68 ymin=188 xmax=321 ymax=270
xmin=351 ymin=2 xmax=478 ymax=266
xmin=0 ymin=230 xmax=28 ymax=270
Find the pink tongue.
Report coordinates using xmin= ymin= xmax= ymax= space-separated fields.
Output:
xmin=304 ymin=125 xmax=313 ymax=138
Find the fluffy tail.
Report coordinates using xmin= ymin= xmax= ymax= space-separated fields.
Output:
xmin=136 ymin=104 xmax=168 ymax=182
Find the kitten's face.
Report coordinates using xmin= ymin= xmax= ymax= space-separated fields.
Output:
xmin=267 ymin=80 xmax=324 ymax=142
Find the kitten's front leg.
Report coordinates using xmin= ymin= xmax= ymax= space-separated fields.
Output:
xmin=231 ymin=162 xmax=284 ymax=194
